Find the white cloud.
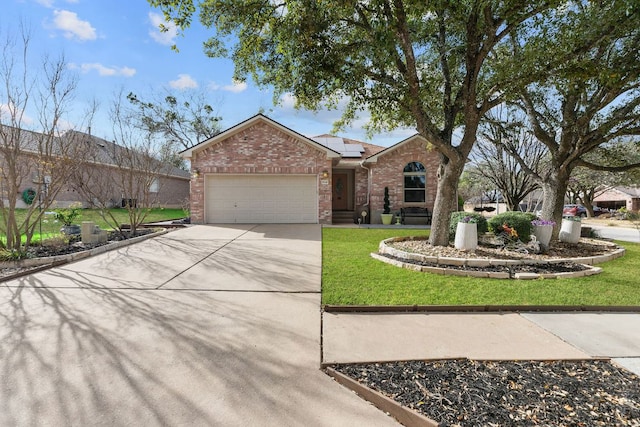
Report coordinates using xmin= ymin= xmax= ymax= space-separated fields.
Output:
xmin=0 ymin=102 xmax=34 ymax=125
xmin=37 ymin=0 xmax=80 ymax=6
xmin=208 ymin=79 xmax=248 ymax=93
xmin=70 ymin=63 xmax=136 ymax=77
xmin=52 ymin=9 xmax=97 ymax=41
xmin=148 ymin=12 xmax=178 ymax=46
xmin=169 ymin=74 xmax=198 ymax=89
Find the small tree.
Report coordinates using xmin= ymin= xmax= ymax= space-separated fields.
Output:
xmin=72 ymin=91 xmax=172 ymax=236
xmin=383 ymin=187 xmax=391 ymax=214
xmin=0 ymin=25 xmax=88 ymax=251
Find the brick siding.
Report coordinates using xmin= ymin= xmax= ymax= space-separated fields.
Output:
xmin=190 ymin=121 xmax=333 ymax=224
xmin=368 ymin=138 xmax=439 ymax=222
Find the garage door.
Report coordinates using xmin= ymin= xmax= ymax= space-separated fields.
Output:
xmin=205 ymin=175 xmax=318 ymax=223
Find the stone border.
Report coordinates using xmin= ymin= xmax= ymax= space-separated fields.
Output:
xmin=0 ymin=228 xmax=169 ymax=272
xmin=373 ymin=236 xmax=625 ymax=280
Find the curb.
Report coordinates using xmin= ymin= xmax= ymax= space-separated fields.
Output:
xmin=324 ymin=367 xmax=438 ymax=427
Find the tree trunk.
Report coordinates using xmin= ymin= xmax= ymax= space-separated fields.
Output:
xmin=540 ymin=169 xmax=570 ymax=239
xmin=429 ymin=157 xmax=465 ymax=246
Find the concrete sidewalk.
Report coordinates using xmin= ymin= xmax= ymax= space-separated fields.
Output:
xmin=322 ymin=311 xmax=640 ymax=376
xmin=0 ymin=225 xmax=398 ymax=427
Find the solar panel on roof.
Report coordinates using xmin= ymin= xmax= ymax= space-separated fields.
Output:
xmin=312 ymin=137 xmax=364 ymax=157
xmin=344 ymin=144 xmax=365 ymax=153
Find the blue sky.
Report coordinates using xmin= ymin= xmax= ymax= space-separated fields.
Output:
xmin=2 ymin=0 xmax=415 ymax=147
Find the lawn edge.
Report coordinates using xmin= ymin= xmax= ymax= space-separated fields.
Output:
xmin=323 ymin=304 xmax=640 ymax=313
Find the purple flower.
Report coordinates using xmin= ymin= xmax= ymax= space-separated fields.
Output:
xmin=460 ymin=215 xmax=478 ymax=224
xmin=531 ymin=219 xmax=556 ymax=226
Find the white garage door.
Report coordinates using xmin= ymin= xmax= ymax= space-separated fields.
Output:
xmin=206 ymin=175 xmax=318 ymax=223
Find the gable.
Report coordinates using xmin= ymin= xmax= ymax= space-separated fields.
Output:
xmin=181 ymin=114 xmax=340 ymax=160
xmin=364 ymin=134 xmax=430 ymax=164
xmin=191 ymin=121 xmax=332 ymax=169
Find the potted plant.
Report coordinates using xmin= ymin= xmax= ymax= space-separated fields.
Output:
xmin=531 ymin=218 xmax=555 ymax=251
xmin=380 ymin=187 xmax=394 ymax=225
xmin=55 ymin=203 xmax=82 ymax=235
xmin=454 ymin=215 xmax=478 ymax=251
xmin=559 ymin=215 xmax=581 ymax=244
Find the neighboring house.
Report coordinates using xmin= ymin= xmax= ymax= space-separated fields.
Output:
xmin=181 ymin=114 xmax=439 ymax=224
xmin=594 ymin=187 xmax=640 ymax=211
xmin=1 ymin=126 xmax=189 ymax=209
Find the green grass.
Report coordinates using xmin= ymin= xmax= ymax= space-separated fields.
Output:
xmin=1 ymin=208 xmax=186 ymax=242
xmin=322 ymin=228 xmax=640 ymax=306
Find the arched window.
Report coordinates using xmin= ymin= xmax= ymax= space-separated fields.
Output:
xmin=403 ymin=162 xmax=426 ymax=203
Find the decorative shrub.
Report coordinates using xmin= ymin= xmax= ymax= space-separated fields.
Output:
xmin=54 ymin=203 xmax=82 ymax=226
xmin=383 ymin=187 xmax=391 ymax=214
xmin=0 ymin=249 xmax=29 ymax=261
xmin=487 ymin=211 xmax=537 ymax=243
xmin=449 ymin=211 xmax=488 ymax=239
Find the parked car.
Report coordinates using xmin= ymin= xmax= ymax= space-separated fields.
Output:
xmin=563 ymin=204 xmax=587 ymax=217
xmin=592 ymin=206 xmax=608 ymax=217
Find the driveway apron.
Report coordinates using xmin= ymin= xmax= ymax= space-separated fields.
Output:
xmin=0 ymin=225 xmax=398 ymax=427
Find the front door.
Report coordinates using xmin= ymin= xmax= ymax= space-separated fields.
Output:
xmin=332 ymin=172 xmax=348 ymax=210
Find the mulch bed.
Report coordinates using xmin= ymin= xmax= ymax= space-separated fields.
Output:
xmin=334 ymin=360 xmax=640 ymax=426
xmin=0 ymin=229 xmax=157 ymax=279
xmin=26 ymin=229 xmax=154 ymax=258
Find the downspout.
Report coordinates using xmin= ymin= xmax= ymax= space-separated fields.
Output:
xmin=359 ymin=160 xmax=371 ymax=225
xmin=359 ymin=160 xmax=371 ymax=208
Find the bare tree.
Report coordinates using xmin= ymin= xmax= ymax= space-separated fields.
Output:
xmin=72 ymin=92 xmax=172 ymax=236
xmin=469 ymin=114 xmax=546 ymax=211
xmin=0 ymin=25 xmax=87 ymax=251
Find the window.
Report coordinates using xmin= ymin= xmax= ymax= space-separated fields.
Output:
xmin=149 ymin=178 xmax=160 ymax=193
xmin=403 ymin=162 xmax=426 ymax=203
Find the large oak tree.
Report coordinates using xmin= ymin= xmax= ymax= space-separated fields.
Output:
xmin=500 ymin=1 xmax=640 ymax=231
xmin=148 ymin=0 xmax=559 ymax=245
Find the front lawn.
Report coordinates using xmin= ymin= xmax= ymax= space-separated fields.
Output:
xmin=322 ymin=228 xmax=640 ymax=306
xmin=1 ymin=208 xmax=186 ymax=244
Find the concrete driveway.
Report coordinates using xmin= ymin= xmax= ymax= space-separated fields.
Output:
xmin=0 ymin=225 xmax=398 ymax=427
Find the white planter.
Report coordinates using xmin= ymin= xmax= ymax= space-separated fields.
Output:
xmin=533 ymin=225 xmax=553 ymax=250
xmin=454 ymin=222 xmax=477 ymax=251
xmin=559 ymin=219 xmax=581 ymax=244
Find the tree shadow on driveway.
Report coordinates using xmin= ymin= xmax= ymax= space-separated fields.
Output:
xmin=0 ymin=271 xmax=385 ymax=426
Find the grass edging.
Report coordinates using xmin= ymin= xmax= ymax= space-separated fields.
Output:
xmin=323 ymin=305 xmax=640 ymax=313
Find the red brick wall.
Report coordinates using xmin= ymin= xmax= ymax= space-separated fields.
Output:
xmin=189 ymin=121 xmax=333 ymax=224
xmin=368 ymin=138 xmax=439 ymax=222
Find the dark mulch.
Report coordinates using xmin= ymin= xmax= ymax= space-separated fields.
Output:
xmin=334 ymin=360 xmax=640 ymax=426
xmin=27 ymin=229 xmax=155 ymax=258
xmin=0 ymin=229 xmax=158 ymax=280
xmin=381 ymin=253 xmax=590 ymax=276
